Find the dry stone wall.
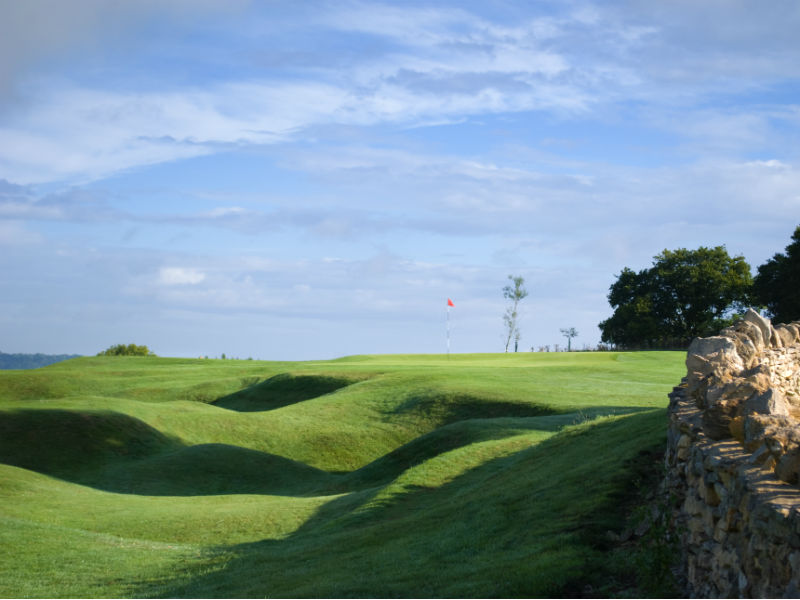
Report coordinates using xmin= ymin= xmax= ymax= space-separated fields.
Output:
xmin=666 ymin=309 xmax=800 ymax=597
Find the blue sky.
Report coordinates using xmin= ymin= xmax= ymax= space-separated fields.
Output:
xmin=1 ymin=0 xmax=799 ymax=359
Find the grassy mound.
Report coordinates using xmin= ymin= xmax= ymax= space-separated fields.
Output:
xmin=0 ymin=351 xmax=684 ymax=597
xmin=0 ymin=409 xmax=180 ymax=478
xmin=92 ymin=444 xmax=337 ymax=496
xmin=212 ymin=372 xmax=359 ymax=412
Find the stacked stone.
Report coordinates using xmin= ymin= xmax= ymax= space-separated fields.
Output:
xmin=684 ymin=309 xmax=800 ymax=484
xmin=667 ymin=384 xmax=800 ymax=597
xmin=667 ymin=308 xmax=800 ymax=597
xmin=764 ymin=344 xmax=800 ymax=409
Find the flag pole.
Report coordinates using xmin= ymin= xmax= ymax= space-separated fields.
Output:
xmin=446 ymin=298 xmax=454 ymax=358
xmin=447 ymin=303 xmax=450 ymax=358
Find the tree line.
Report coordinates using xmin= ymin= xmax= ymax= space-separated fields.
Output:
xmin=599 ymin=225 xmax=800 ymax=349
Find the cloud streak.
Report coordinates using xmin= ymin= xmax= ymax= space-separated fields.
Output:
xmin=1 ymin=1 xmax=799 ymax=358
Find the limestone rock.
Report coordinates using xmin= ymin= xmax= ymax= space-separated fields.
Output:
xmin=742 ymin=388 xmax=790 ymax=419
xmin=687 ymin=371 xmax=708 ymax=406
xmin=783 ymin=323 xmax=798 ymax=343
xmin=776 ymin=450 xmax=800 ymax=484
xmin=743 ymin=414 xmax=797 ymax=452
xmin=721 ymin=326 xmax=759 ymax=369
xmin=701 ymin=368 xmax=772 ymax=439
xmin=730 ymin=416 xmax=746 ymax=443
xmin=772 ymin=327 xmax=785 ymax=348
xmin=734 ymin=319 xmax=767 ymax=353
xmin=687 ymin=336 xmax=742 ymax=376
xmin=743 ymin=308 xmax=772 ymax=348
xmin=704 ymin=400 xmax=737 ymax=440
xmin=741 ymin=363 xmax=772 ymax=386
xmin=668 ymin=308 xmax=800 ymax=598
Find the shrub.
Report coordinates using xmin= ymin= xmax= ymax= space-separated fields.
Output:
xmin=97 ymin=343 xmax=154 ymax=357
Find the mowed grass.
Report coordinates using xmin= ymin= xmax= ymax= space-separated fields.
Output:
xmin=0 ymin=351 xmax=684 ymax=597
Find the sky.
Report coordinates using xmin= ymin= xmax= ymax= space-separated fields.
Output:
xmin=1 ymin=0 xmax=800 ymax=360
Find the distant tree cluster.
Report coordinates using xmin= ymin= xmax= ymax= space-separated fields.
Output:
xmin=599 ymin=225 xmax=800 ymax=349
xmin=599 ymin=246 xmax=753 ymax=348
xmin=599 ymin=246 xmax=752 ymax=349
xmin=97 ymin=343 xmax=155 ymax=357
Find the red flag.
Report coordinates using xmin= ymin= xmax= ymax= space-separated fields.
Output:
xmin=447 ymin=298 xmax=455 ymax=307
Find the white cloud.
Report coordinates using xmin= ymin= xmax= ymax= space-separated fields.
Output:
xmin=747 ymin=159 xmax=789 ymax=170
xmin=0 ymin=4 xmax=594 ymax=184
xmin=4 ymin=1 xmax=797 ymax=185
xmin=158 ymin=267 xmax=206 ymax=286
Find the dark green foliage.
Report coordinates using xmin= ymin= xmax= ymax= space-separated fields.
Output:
xmin=753 ymin=225 xmax=800 ymax=323
xmin=599 ymin=246 xmax=753 ymax=348
xmin=97 ymin=343 xmax=154 ymax=357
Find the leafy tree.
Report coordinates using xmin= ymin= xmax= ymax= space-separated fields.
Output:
xmin=97 ymin=343 xmax=154 ymax=357
xmin=599 ymin=246 xmax=752 ymax=348
xmin=753 ymin=225 xmax=800 ymax=323
xmin=502 ymin=275 xmax=528 ymax=352
xmin=560 ymin=327 xmax=578 ymax=351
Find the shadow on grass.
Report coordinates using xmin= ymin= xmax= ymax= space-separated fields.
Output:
xmin=0 ymin=409 xmax=335 ymax=496
xmin=212 ymin=373 xmax=359 ymax=412
xmin=152 ymin=410 xmax=671 ymax=599
xmin=0 ymin=403 xmax=655 ymax=501
xmin=0 ymin=409 xmax=180 ymax=476
xmin=389 ymin=392 xmax=556 ymax=423
xmin=341 ymin=407 xmax=651 ymax=490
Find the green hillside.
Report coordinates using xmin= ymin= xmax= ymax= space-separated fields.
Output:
xmin=0 ymin=352 xmax=684 ymax=597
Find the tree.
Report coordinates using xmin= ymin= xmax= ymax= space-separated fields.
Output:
xmin=97 ymin=343 xmax=154 ymax=357
xmin=502 ymin=275 xmax=528 ymax=352
xmin=753 ymin=225 xmax=800 ymax=323
xmin=599 ymin=246 xmax=752 ymax=348
xmin=560 ymin=327 xmax=578 ymax=351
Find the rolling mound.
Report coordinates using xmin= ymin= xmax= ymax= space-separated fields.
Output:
xmin=0 ymin=352 xmax=685 ymax=598
xmin=92 ymin=444 xmax=337 ymax=496
xmin=212 ymin=372 xmax=361 ymax=412
xmin=0 ymin=409 xmax=180 ymax=478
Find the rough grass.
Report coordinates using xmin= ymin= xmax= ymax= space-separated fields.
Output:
xmin=0 ymin=351 xmax=684 ymax=597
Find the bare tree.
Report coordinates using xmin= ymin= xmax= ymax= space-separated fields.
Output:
xmin=560 ymin=327 xmax=579 ymax=352
xmin=502 ymin=275 xmax=528 ymax=352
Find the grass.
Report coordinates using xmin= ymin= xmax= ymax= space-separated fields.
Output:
xmin=0 ymin=351 xmax=684 ymax=597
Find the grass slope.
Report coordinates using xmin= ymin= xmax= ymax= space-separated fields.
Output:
xmin=0 ymin=352 xmax=684 ymax=597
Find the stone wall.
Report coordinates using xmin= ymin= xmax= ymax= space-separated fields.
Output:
xmin=666 ymin=309 xmax=800 ymax=597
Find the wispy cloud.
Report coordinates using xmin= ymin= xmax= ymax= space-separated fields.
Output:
xmin=0 ymin=2 xmax=640 ymax=184
xmin=158 ymin=267 xmax=206 ymax=286
xmin=2 ymin=1 xmax=800 ymax=358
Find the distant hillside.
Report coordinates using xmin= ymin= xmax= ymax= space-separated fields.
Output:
xmin=0 ymin=352 xmax=81 ymax=370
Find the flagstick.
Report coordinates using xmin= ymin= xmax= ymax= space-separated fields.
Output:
xmin=446 ymin=304 xmax=451 ymax=359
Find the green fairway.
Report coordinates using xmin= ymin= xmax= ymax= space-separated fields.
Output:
xmin=0 ymin=351 xmax=683 ymax=597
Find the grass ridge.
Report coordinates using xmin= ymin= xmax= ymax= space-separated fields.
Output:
xmin=0 ymin=351 xmax=684 ymax=597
